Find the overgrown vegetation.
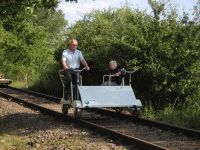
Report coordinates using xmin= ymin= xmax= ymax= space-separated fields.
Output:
xmin=0 ymin=0 xmax=67 ymax=86
xmin=0 ymin=0 xmax=200 ymax=129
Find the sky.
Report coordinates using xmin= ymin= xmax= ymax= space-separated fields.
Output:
xmin=57 ymin=0 xmax=196 ymax=25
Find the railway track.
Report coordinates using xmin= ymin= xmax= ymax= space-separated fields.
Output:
xmin=0 ymin=87 xmax=200 ymax=150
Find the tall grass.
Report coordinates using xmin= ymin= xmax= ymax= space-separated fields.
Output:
xmin=10 ymin=81 xmax=27 ymax=89
xmin=143 ymin=96 xmax=200 ymax=130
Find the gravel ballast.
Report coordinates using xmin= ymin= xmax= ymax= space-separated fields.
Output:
xmin=0 ymin=97 xmax=132 ymax=150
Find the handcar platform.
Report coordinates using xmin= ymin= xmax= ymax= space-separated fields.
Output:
xmin=59 ymin=68 xmax=142 ymax=117
xmin=78 ymin=86 xmax=142 ymax=108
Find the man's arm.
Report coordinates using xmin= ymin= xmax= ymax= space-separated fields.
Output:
xmin=111 ymin=72 xmax=121 ymax=76
xmin=62 ymin=59 xmax=70 ymax=70
xmin=80 ymin=59 xmax=90 ymax=70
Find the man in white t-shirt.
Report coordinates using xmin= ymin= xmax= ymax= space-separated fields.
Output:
xmin=61 ymin=39 xmax=90 ymax=101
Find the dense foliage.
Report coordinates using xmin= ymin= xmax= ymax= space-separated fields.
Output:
xmin=55 ymin=2 xmax=200 ymax=109
xmin=0 ymin=0 xmax=67 ymax=86
xmin=0 ymin=0 xmax=200 ymax=129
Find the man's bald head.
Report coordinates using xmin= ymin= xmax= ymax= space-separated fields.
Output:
xmin=69 ymin=39 xmax=78 ymax=51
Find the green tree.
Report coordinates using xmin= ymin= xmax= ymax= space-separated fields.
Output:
xmin=0 ymin=1 xmax=67 ymax=86
xmin=194 ymin=0 xmax=200 ymax=23
xmin=54 ymin=4 xmax=200 ymax=108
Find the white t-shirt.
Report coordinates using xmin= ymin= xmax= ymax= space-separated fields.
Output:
xmin=62 ymin=49 xmax=84 ymax=69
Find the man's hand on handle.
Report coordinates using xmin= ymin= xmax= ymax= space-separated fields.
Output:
xmin=85 ymin=66 xmax=90 ymax=71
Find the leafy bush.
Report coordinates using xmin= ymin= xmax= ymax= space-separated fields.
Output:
xmin=54 ymin=5 xmax=200 ymax=108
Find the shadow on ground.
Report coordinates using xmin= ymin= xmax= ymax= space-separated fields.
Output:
xmin=0 ymin=112 xmax=71 ymax=136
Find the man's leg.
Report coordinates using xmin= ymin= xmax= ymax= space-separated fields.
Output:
xmin=63 ymin=69 xmax=72 ymax=102
xmin=71 ymin=70 xmax=78 ymax=100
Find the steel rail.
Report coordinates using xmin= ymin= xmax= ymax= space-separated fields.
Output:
xmin=6 ymin=86 xmax=200 ymax=139
xmin=90 ymin=108 xmax=200 ymax=139
xmin=8 ymin=86 xmax=60 ymax=102
xmin=0 ymin=88 xmax=168 ymax=150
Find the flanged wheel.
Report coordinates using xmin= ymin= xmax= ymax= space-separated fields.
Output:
xmin=62 ymin=104 xmax=69 ymax=115
xmin=74 ymin=108 xmax=83 ymax=118
xmin=115 ymin=108 xmax=122 ymax=114
xmin=129 ymin=107 xmax=140 ymax=117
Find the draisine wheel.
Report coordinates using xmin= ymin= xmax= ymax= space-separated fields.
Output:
xmin=62 ymin=104 xmax=69 ymax=115
xmin=129 ymin=107 xmax=140 ymax=118
xmin=74 ymin=108 xmax=83 ymax=118
xmin=115 ymin=108 xmax=122 ymax=114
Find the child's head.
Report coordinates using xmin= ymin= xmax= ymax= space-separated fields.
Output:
xmin=109 ymin=60 xmax=117 ymax=70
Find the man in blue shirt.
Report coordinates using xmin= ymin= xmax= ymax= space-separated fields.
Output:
xmin=61 ymin=39 xmax=90 ymax=101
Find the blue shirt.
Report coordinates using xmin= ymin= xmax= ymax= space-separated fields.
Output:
xmin=62 ymin=49 xmax=84 ymax=69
